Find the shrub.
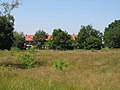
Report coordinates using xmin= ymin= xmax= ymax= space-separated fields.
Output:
xmin=10 ymin=47 xmax=20 ymax=55
xmin=53 ymin=60 xmax=68 ymax=70
xmin=23 ymin=58 xmax=37 ymax=68
xmin=101 ymin=47 xmax=109 ymax=52
xmin=17 ymin=53 xmax=37 ymax=68
xmin=84 ymin=36 xmax=102 ymax=50
xmin=27 ymin=46 xmax=37 ymax=54
xmin=91 ymin=49 xmax=97 ymax=52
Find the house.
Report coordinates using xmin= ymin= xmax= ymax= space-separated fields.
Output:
xmin=24 ymin=34 xmax=77 ymax=48
xmin=24 ymin=35 xmax=35 ymax=48
xmin=45 ymin=35 xmax=52 ymax=41
xmin=71 ymin=34 xmax=77 ymax=40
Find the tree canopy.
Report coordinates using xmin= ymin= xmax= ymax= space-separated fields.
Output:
xmin=13 ymin=31 xmax=25 ymax=49
xmin=52 ymin=29 xmax=73 ymax=50
xmin=77 ymin=25 xmax=103 ymax=50
xmin=33 ymin=30 xmax=48 ymax=49
xmin=0 ymin=0 xmax=21 ymax=16
xmin=0 ymin=16 xmax=14 ymax=49
xmin=0 ymin=0 xmax=21 ymax=50
xmin=104 ymin=20 xmax=120 ymax=48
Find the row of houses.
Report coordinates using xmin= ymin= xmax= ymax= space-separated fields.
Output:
xmin=24 ymin=34 xmax=77 ymax=47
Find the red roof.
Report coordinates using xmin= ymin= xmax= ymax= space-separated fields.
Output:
xmin=25 ymin=35 xmax=34 ymax=41
xmin=45 ymin=35 xmax=52 ymax=40
xmin=25 ymin=34 xmax=77 ymax=41
xmin=71 ymin=34 xmax=77 ymax=40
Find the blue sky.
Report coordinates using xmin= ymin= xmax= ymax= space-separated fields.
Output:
xmin=11 ymin=0 xmax=120 ymax=35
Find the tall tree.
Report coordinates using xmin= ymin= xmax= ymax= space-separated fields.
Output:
xmin=13 ymin=31 xmax=25 ymax=49
xmin=0 ymin=0 xmax=21 ymax=50
xmin=104 ymin=20 xmax=120 ymax=48
xmin=0 ymin=16 xmax=14 ymax=49
xmin=52 ymin=29 xmax=73 ymax=50
xmin=33 ymin=30 xmax=48 ymax=49
xmin=0 ymin=0 xmax=21 ymax=16
xmin=77 ymin=25 xmax=103 ymax=50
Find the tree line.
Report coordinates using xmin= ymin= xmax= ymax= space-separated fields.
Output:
xmin=0 ymin=0 xmax=120 ymax=50
xmin=32 ymin=21 xmax=120 ymax=50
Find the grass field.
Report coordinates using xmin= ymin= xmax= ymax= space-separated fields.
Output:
xmin=0 ymin=49 xmax=120 ymax=90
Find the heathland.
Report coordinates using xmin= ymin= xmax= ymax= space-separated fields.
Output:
xmin=0 ymin=49 xmax=120 ymax=90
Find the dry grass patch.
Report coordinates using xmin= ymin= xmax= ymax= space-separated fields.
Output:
xmin=0 ymin=49 xmax=120 ymax=90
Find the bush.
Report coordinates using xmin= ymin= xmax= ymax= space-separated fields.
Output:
xmin=17 ymin=53 xmax=37 ymax=68
xmin=10 ymin=47 xmax=20 ymax=55
xmin=91 ymin=49 xmax=97 ymax=52
xmin=84 ymin=36 xmax=102 ymax=50
xmin=101 ymin=47 xmax=109 ymax=52
xmin=23 ymin=58 xmax=37 ymax=68
xmin=53 ymin=60 xmax=68 ymax=70
xmin=27 ymin=46 xmax=37 ymax=54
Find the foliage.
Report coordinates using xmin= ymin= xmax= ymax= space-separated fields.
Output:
xmin=0 ymin=0 xmax=21 ymax=16
xmin=0 ymin=0 xmax=21 ymax=50
xmin=52 ymin=28 xmax=73 ymax=50
xmin=23 ymin=58 xmax=36 ymax=68
xmin=1 ymin=50 xmax=120 ymax=89
xmin=0 ymin=16 xmax=14 ymax=50
xmin=11 ymin=46 xmax=20 ymax=52
xmin=53 ymin=60 xmax=68 ymax=70
xmin=71 ymin=40 xmax=79 ymax=49
xmin=17 ymin=53 xmax=30 ymax=61
xmin=104 ymin=20 xmax=120 ymax=48
xmin=33 ymin=30 xmax=48 ymax=49
xmin=77 ymin=25 xmax=103 ymax=50
xmin=27 ymin=46 xmax=37 ymax=54
xmin=101 ymin=47 xmax=109 ymax=52
xmin=84 ymin=36 xmax=102 ymax=50
xmin=91 ymin=48 xmax=97 ymax=52
xmin=45 ymin=40 xmax=53 ymax=49
xmin=13 ymin=31 xmax=25 ymax=49
xmin=17 ymin=53 xmax=37 ymax=68
xmin=10 ymin=46 xmax=20 ymax=55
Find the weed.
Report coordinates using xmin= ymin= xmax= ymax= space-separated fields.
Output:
xmin=91 ymin=49 xmax=97 ymax=52
xmin=17 ymin=53 xmax=30 ymax=61
xmin=23 ymin=58 xmax=37 ymax=68
xmin=53 ymin=60 xmax=68 ymax=70
xmin=17 ymin=53 xmax=37 ymax=68
xmin=10 ymin=47 xmax=20 ymax=55
xmin=28 ymin=46 xmax=37 ymax=54
xmin=0 ymin=50 xmax=120 ymax=90
xmin=101 ymin=47 xmax=109 ymax=52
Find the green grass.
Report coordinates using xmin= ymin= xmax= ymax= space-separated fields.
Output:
xmin=0 ymin=49 xmax=120 ymax=90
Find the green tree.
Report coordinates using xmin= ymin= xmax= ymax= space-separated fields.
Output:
xmin=13 ymin=31 xmax=25 ymax=49
xmin=52 ymin=29 xmax=73 ymax=50
xmin=45 ymin=40 xmax=52 ymax=49
xmin=104 ymin=20 xmax=120 ymax=48
xmin=0 ymin=0 xmax=21 ymax=50
xmin=71 ymin=40 xmax=79 ymax=49
xmin=0 ymin=0 xmax=21 ymax=16
xmin=84 ymin=36 xmax=102 ymax=50
xmin=0 ymin=16 xmax=14 ymax=50
xmin=33 ymin=30 xmax=48 ymax=49
xmin=77 ymin=25 xmax=103 ymax=50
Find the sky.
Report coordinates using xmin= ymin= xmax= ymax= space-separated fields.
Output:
xmin=10 ymin=0 xmax=120 ymax=35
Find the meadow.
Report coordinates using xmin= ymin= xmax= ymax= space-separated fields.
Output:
xmin=0 ymin=49 xmax=120 ymax=90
